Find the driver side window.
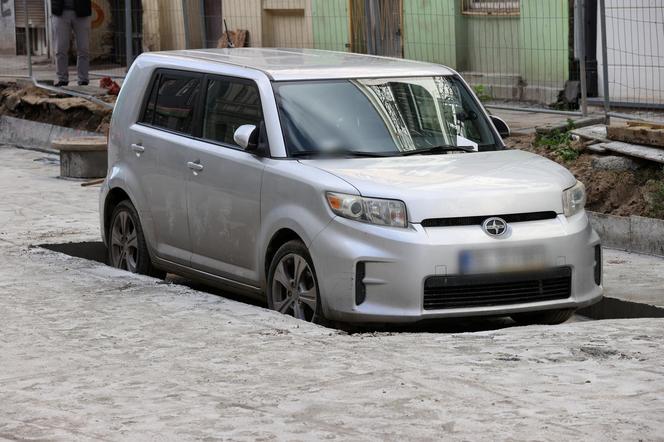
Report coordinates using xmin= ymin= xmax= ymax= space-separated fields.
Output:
xmin=202 ymin=77 xmax=263 ymax=147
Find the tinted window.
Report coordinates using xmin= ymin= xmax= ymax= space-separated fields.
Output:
xmin=202 ymin=78 xmax=262 ymax=146
xmin=148 ymin=73 xmax=201 ymax=134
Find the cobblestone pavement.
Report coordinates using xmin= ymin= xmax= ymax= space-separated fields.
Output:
xmin=1 ymin=145 xmax=663 ymax=441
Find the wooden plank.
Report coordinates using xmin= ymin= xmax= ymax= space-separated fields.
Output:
xmin=626 ymin=121 xmax=664 ymax=130
xmin=597 ymin=141 xmax=664 ymax=164
xmin=607 ymin=122 xmax=664 ymax=148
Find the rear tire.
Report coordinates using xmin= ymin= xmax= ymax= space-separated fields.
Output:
xmin=107 ymin=200 xmax=165 ymax=279
xmin=511 ymin=309 xmax=575 ymax=325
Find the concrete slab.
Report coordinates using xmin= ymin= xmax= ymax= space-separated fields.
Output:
xmin=571 ymin=124 xmax=609 ymax=142
xmin=1 ymin=145 xmax=664 ymax=440
xmin=588 ymin=212 xmax=632 ymax=251
xmin=0 ymin=116 xmax=100 ymax=153
xmin=597 ymin=140 xmax=664 ymax=165
xmin=588 ymin=211 xmax=664 ymax=257
xmin=593 ymin=248 xmax=664 ymax=311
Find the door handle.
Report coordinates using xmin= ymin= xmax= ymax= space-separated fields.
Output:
xmin=131 ymin=143 xmax=145 ymax=156
xmin=187 ymin=161 xmax=204 ymax=172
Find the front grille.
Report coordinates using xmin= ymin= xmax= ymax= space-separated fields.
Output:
xmin=421 ymin=211 xmax=557 ymax=228
xmin=423 ymin=267 xmax=572 ymax=310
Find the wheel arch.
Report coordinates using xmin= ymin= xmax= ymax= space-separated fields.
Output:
xmin=264 ymin=228 xmax=304 ymax=282
xmin=103 ymin=187 xmax=132 ymax=241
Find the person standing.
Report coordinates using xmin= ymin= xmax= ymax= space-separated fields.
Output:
xmin=51 ymin=0 xmax=92 ymax=86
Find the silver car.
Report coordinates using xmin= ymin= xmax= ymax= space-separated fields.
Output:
xmin=100 ymin=48 xmax=602 ymax=325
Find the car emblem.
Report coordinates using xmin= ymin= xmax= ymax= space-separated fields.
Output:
xmin=482 ymin=217 xmax=508 ymax=237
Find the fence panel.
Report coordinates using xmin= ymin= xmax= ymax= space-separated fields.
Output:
xmin=2 ymin=0 xmax=662 ymax=124
xmin=596 ymin=0 xmax=664 ymax=123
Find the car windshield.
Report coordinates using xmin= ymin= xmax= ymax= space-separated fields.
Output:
xmin=272 ymin=76 xmax=499 ymax=158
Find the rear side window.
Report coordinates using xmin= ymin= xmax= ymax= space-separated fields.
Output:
xmin=141 ymin=71 xmax=201 ymax=135
xmin=202 ymin=78 xmax=262 ymax=146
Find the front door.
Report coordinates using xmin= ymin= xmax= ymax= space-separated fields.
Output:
xmin=185 ymin=75 xmax=265 ymax=285
xmin=129 ymin=69 xmax=203 ymax=264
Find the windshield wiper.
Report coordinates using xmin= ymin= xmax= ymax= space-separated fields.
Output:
xmin=400 ymin=144 xmax=476 ymax=156
xmin=290 ymin=150 xmax=397 ymax=158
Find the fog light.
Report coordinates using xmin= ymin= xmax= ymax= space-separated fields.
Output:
xmin=355 ymin=262 xmax=366 ymax=305
xmin=594 ymin=245 xmax=602 ymax=285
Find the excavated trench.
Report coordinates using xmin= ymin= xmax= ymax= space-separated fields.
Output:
xmin=39 ymin=241 xmax=663 ymax=333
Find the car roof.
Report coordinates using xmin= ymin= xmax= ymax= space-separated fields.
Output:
xmin=147 ymin=48 xmax=455 ymax=81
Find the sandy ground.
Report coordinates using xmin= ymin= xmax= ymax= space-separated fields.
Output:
xmin=1 ymin=145 xmax=664 ymax=441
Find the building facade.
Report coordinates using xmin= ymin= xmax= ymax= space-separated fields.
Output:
xmin=223 ymin=0 xmax=571 ymax=104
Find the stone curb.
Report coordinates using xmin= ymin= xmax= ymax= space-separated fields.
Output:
xmin=588 ymin=211 xmax=664 ymax=257
xmin=0 ymin=115 xmax=100 ymax=154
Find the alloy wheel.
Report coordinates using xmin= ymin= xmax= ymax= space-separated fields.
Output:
xmin=270 ymin=253 xmax=318 ymax=322
xmin=110 ymin=210 xmax=139 ymax=272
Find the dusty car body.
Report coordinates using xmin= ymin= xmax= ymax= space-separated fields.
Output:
xmin=100 ymin=48 xmax=602 ymax=325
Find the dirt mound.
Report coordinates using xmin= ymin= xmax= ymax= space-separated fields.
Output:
xmin=507 ymin=133 xmax=664 ymax=219
xmin=0 ymin=81 xmax=114 ymax=134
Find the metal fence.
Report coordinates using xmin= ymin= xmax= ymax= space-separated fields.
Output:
xmin=592 ymin=0 xmax=664 ymax=122
xmin=1 ymin=0 xmax=663 ymax=123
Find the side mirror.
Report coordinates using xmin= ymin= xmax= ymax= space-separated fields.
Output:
xmin=233 ymin=124 xmax=258 ymax=151
xmin=491 ymin=115 xmax=510 ymax=139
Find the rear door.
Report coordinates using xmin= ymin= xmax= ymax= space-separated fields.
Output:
xmin=185 ymin=75 xmax=266 ymax=285
xmin=129 ymin=69 xmax=202 ymax=264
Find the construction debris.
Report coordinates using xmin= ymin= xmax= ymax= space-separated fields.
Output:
xmin=99 ymin=77 xmax=121 ymax=96
xmin=591 ymin=155 xmax=641 ymax=172
xmin=218 ymin=29 xmax=248 ymax=48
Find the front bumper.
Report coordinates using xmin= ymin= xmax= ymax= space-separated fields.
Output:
xmin=309 ymin=212 xmax=603 ymax=323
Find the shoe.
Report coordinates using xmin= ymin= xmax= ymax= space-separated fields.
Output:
xmin=54 ymin=80 xmax=68 ymax=87
xmin=78 ymin=80 xmax=89 ymax=86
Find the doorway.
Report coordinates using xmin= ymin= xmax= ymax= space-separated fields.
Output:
xmin=350 ymin=0 xmax=403 ymax=57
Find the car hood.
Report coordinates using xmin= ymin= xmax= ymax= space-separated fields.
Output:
xmin=300 ymin=150 xmax=576 ymax=223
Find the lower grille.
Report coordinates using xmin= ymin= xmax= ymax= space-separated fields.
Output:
xmin=423 ymin=267 xmax=572 ymax=310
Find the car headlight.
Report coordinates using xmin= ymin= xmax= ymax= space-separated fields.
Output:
xmin=326 ymin=192 xmax=408 ymax=228
xmin=562 ymin=181 xmax=586 ymax=217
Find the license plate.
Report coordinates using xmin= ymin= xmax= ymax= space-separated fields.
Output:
xmin=459 ymin=246 xmax=547 ymax=274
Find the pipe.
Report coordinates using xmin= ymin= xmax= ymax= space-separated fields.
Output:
xmin=31 ymin=78 xmax=115 ymax=110
xmin=598 ymin=0 xmax=611 ymax=124
xmin=485 ymin=104 xmax=584 ymax=117
xmin=124 ymin=0 xmax=133 ymax=71
xmin=23 ymin=0 xmax=32 ymax=77
xmin=578 ymin=0 xmax=588 ymax=116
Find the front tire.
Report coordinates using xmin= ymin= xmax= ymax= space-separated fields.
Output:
xmin=108 ymin=200 xmax=164 ymax=278
xmin=511 ymin=308 xmax=575 ymax=325
xmin=267 ymin=240 xmax=325 ymax=324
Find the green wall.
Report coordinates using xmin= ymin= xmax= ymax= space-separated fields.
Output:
xmin=459 ymin=0 xmax=569 ymax=86
xmin=312 ymin=0 xmax=350 ymax=52
xmin=402 ymin=0 xmax=457 ymax=67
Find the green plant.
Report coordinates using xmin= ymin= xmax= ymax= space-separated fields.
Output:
xmin=473 ymin=84 xmax=492 ymax=102
xmin=533 ymin=120 xmax=579 ymax=161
